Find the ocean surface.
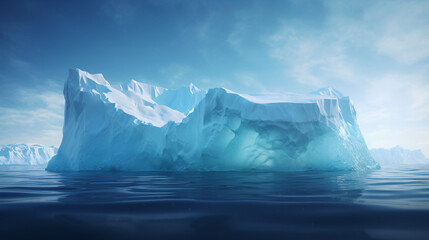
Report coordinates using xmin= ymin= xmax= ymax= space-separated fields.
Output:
xmin=1 ymin=165 xmax=429 ymax=240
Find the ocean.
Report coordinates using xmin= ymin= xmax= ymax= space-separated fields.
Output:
xmin=1 ymin=165 xmax=429 ymax=239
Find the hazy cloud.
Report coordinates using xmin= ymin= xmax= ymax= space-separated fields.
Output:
xmin=0 ymin=87 xmax=64 ymax=147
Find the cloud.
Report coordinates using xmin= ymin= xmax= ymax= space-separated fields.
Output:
xmin=356 ymin=73 xmax=429 ymax=155
xmin=323 ymin=0 xmax=429 ymax=64
xmin=365 ymin=1 xmax=429 ymax=64
xmin=192 ymin=11 xmax=217 ymax=41
xmin=234 ymin=72 xmax=268 ymax=92
xmin=227 ymin=10 xmax=251 ymax=54
xmin=102 ymin=0 xmax=138 ymax=25
xmin=0 ymin=87 xmax=64 ymax=147
xmin=265 ymin=24 xmax=358 ymax=87
xmin=159 ymin=63 xmax=193 ymax=87
xmin=265 ymin=0 xmax=429 ymax=85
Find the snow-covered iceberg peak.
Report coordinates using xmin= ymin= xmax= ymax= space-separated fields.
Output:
xmin=65 ymin=68 xmax=186 ymax=127
xmin=311 ymin=87 xmax=344 ymax=98
xmin=47 ymin=69 xmax=378 ymax=172
xmin=120 ymin=79 xmax=206 ymax=115
xmin=0 ymin=144 xmax=57 ymax=165
xmin=120 ymin=79 xmax=166 ymax=104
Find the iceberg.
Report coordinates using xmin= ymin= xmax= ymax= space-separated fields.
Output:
xmin=0 ymin=144 xmax=57 ymax=165
xmin=47 ymin=69 xmax=378 ymax=171
xmin=370 ymin=146 xmax=429 ymax=165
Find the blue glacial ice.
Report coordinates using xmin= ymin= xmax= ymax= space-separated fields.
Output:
xmin=46 ymin=69 xmax=378 ymax=171
xmin=0 ymin=144 xmax=57 ymax=165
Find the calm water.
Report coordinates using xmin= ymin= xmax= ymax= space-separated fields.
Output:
xmin=1 ymin=166 xmax=429 ymax=240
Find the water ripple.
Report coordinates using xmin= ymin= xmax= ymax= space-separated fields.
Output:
xmin=0 ymin=165 xmax=429 ymax=239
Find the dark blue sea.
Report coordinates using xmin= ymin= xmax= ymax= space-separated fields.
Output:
xmin=1 ymin=166 xmax=429 ymax=240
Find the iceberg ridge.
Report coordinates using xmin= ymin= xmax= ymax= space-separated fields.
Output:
xmin=47 ymin=69 xmax=378 ymax=171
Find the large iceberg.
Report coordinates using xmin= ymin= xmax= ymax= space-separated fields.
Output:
xmin=370 ymin=146 xmax=429 ymax=166
xmin=0 ymin=144 xmax=57 ymax=165
xmin=47 ymin=69 xmax=378 ymax=171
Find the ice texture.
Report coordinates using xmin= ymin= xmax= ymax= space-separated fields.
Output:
xmin=371 ymin=146 xmax=429 ymax=165
xmin=46 ymin=69 xmax=378 ymax=171
xmin=0 ymin=144 xmax=57 ymax=165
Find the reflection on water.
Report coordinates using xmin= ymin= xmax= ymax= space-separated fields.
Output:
xmin=0 ymin=165 xmax=429 ymax=239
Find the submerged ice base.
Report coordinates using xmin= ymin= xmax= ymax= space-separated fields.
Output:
xmin=47 ymin=69 xmax=378 ymax=171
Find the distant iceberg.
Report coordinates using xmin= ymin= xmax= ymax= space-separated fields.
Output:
xmin=46 ymin=69 xmax=378 ymax=171
xmin=370 ymin=146 xmax=429 ymax=165
xmin=0 ymin=144 xmax=57 ymax=165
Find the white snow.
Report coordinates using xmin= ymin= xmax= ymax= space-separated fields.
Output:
xmin=0 ymin=144 xmax=57 ymax=165
xmin=46 ymin=69 xmax=378 ymax=171
xmin=370 ymin=146 xmax=429 ymax=165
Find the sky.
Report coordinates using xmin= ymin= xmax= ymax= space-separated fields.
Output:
xmin=1 ymin=0 xmax=429 ymax=156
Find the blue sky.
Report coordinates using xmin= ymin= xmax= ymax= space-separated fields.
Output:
xmin=1 ymin=0 xmax=429 ymax=155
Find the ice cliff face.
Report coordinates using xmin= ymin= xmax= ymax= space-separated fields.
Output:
xmin=0 ymin=144 xmax=57 ymax=165
xmin=371 ymin=146 xmax=428 ymax=165
xmin=46 ymin=69 xmax=378 ymax=171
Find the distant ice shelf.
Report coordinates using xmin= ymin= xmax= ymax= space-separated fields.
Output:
xmin=0 ymin=144 xmax=57 ymax=165
xmin=370 ymin=146 xmax=429 ymax=165
xmin=46 ymin=69 xmax=378 ymax=171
